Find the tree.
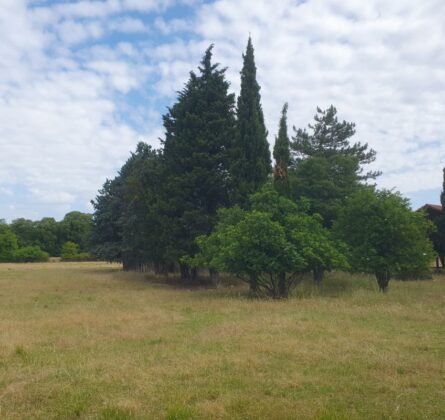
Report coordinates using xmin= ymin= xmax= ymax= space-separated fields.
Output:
xmin=231 ymin=37 xmax=271 ymax=205
xmin=191 ymin=186 xmax=347 ymax=298
xmin=10 ymin=218 xmax=36 ymax=247
xmin=334 ymin=187 xmax=434 ymax=291
xmin=290 ymin=106 xmax=379 ymax=227
xmin=91 ymin=177 xmax=125 ymax=263
xmin=34 ymin=217 xmax=59 ymax=256
xmin=59 ymin=212 xmax=93 ymax=252
xmin=273 ymin=103 xmax=291 ymax=195
xmin=433 ymin=168 xmax=445 ymax=268
xmin=161 ymin=45 xmax=236 ymax=280
xmin=13 ymin=246 xmax=49 ymax=262
xmin=0 ymin=229 xmax=18 ymax=262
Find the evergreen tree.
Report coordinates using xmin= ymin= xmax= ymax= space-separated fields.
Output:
xmin=433 ymin=168 xmax=445 ymax=267
xmin=290 ymin=106 xmax=379 ymax=228
xmin=161 ymin=45 xmax=236 ymax=280
xmin=231 ymin=37 xmax=271 ymax=205
xmin=273 ymin=103 xmax=291 ymax=195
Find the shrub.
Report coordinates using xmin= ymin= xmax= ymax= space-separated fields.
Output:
xmin=13 ymin=246 xmax=49 ymax=262
xmin=61 ymin=242 xmax=94 ymax=261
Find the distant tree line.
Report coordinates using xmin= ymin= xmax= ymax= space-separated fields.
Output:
xmin=0 ymin=211 xmax=93 ymax=262
xmin=91 ymin=38 xmax=435 ymax=296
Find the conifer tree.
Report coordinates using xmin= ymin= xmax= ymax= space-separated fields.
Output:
xmin=161 ymin=45 xmax=236 ymax=280
xmin=273 ymin=103 xmax=291 ymax=194
xmin=231 ymin=37 xmax=271 ymax=205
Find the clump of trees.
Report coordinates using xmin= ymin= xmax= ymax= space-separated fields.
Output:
xmin=87 ymin=38 xmax=435 ymax=295
xmin=0 ymin=211 xmax=93 ymax=262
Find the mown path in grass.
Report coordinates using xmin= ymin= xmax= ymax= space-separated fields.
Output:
xmin=0 ymin=262 xmax=444 ymax=419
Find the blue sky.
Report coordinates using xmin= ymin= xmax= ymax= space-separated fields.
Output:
xmin=1 ymin=0 xmax=444 ymax=221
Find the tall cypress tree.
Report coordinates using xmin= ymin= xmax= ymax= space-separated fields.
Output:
xmin=273 ymin=103 xmax=291 ymax=194
xmin=231 ymin=37 xmax=271 ymax=205
xmin=161 ymin=45 xmax=236 ymax=279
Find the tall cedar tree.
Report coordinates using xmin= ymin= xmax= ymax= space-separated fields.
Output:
xmin=161 ymin=45 xmax=236 ymax=279
xmin=231 ymin=37 xmax=271 ymax=205
xmin=290 ymin=106 xmax=379 ymax=228
xmin=434 ymin=168 xmax=445 ymax=267
xmin=273 ymin=103 xmax=291 ymax=195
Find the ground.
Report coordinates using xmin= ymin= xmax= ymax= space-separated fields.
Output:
xmin=0 ymin=262 xmax=444 ymax=419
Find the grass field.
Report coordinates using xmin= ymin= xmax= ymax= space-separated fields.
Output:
xmin=0 ymin=262 xmax=444 ymax=419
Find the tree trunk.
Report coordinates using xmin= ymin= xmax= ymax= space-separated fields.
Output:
xmin=249 ymin=273 xmax=259 ymax=297
xmin=278 ymin=272 xmax=288 ymax=298
xmin=313 ymin=265 xmax=324 ymax=286
xmin=375 ymin=270 xmax=390 ymax=291
xmin=180 ymin=263 xmax=191 ymax=282
xmin=191 ymin=267 xmax=198 ymax=283
xmin=209 ymin=268 xmax=220 ymax=288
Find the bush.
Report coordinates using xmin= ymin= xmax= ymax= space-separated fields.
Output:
xmin=13 ymin=246 xmax=49 ymax=262
xmin=60 ymin=241 xmax=94 ymax=261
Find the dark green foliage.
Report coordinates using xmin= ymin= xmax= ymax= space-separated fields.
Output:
xmin=59 ymin=212 xmax=93 ymax=252
xmin=231 ymin=37 xmax=271 ymax=205
xmin=290 ymin=106 xmax=379 ymax=227
xmin=60 ymin=241 xmax=92 ymax=261
xmin=0 ymin=229 xmax=19 ymax=262
xmin=13 ymin=246 xmax=49 ymax=262
xmin=160 ymin=45 xmax=236 ymax=274
xmin=273 ymin=103 xmax=291 ymax=195
xmin=432 ymin=168 xmax=445 ymax=267
xmin=7 ymin=214 xmax=92 ymax=257
xmin=91 ymin=142 xmax=165 ymax=270
xmin=191 ymin=186 xmax=347 ymax=298
xmin=334 ymin=187 xmax=434 ymax=291
xmin=90 ymin=177 xmax=124 ymax=262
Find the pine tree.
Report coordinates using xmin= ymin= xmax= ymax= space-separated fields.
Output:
xmin=231 ymin=37 xmax=271 ymax=205
xmin=290 ymin=106 xmax=380 ymax=228
xmin=273 ymin=103 xmax=291 ymax=194
xmin=161 ymin=45 xmax=236 ymax=279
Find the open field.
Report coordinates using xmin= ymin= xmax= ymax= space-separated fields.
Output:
xmin=0 ymin=262 xmax=444 ymax=419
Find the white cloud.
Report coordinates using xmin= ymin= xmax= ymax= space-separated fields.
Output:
xmin=1 ymin=0 xmax=445 ymax=221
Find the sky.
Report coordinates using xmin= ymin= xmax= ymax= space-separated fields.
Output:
xmin=1 ymin=0 xmax=444 ymax=221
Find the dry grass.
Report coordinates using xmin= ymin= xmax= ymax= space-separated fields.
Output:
xmin=0 ymin=262 xmax=444 ymax=419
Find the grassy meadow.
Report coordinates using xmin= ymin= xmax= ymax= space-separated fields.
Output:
xmin=0 ymin=262 xmax=444 ymax=419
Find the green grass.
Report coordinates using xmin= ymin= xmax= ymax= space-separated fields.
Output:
xmin=0 ymin=262 xmax=444 ymax=419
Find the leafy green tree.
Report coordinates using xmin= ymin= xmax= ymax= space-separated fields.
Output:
xmin=13 ymin=246 xmax=49 ymax=262
xmin=334 ymin=187 xmax=434 ymax=291
xmin=35 ymin=217 xmax=59 ymax=256
xmin=161 ymin=45 xmax=236 ymax=280
xmin=231 ymin=37 xmax=271 ymax=205
xmin=273 ymin=103 xmax=291 ymax=195
xmin=192 ymin=187 xmax=347 ymax=298
xmin=59 ymin=212 xmax=93 ymax=252
xmin=10 ymin=218 xmax=36 ymax=247
xmin=290 ymin=106 xmax=379 ymax=227
xmin=60 ymin=241 xmax=81 ymax=261
xmin=0 ymin=229 xmax=19 ymax=262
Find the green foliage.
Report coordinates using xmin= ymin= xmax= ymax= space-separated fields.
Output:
xmin=0 ymin=229 xmax=19 ymax=262
xmin=231 ymin=37 xmax=271 ymax=205
xmin=61 ymin=241 xmax=92 ymax=262
xmin=191 ymin=187 xmax=347 ymax=298
xmin=59 ymin=212 xmax=93 ymax=252
xmin=273 ymin=103 xmax=291 ymax=194
xmin=160 ymin=45 xmax=236 ymax=270
xmin=290 ymin=106 xmax=379 ymax=227
xmin=13 ymin=246 xmax=49 ymax=262
xmin=334 ymin=187 xmax=435 ymax=291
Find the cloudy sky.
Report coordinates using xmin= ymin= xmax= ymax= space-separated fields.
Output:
xmin=1 ymin=0 xmax=444 ymax=221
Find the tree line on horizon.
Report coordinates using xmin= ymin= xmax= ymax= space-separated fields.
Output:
xmin=0 ymin=211 xmax=93 ymax=262
xmin=89 ymin=38 xmax=436 ymax=297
